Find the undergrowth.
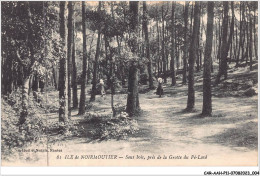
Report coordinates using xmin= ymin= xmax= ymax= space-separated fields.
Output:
xmin=84 ymin=111 xmax=139 ymax=141
xmin=2 ymin=90 xmax=139 ymax=160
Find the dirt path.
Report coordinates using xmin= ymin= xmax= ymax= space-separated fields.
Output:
xmin=126 ymin=84 xmax=258 ymax=165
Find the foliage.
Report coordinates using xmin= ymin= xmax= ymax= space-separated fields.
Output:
xmin=1 ymin=1 xmax=61 ymax=94
xmin=1 ymin=96 xmax=46 ymax=158
xmin=84 ymin=112 xmax=139 ymax=141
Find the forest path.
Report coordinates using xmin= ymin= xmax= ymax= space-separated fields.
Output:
xmin=44 ymin=79 xmax=257 ymax=166
xmin=125 ymin=82 xmax=258 ymax=165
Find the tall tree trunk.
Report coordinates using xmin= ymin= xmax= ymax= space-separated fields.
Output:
xmin=196 ymin=4 xmax=201 ymax=72
xmin=253 ymin=7 xmax=258 ymax=59
xmin=67 ymin=2 xmax=73 ymax=118
xmin=227 ymin=2 xmax=234 ymax=63
xmin=20 ymin=2 xmax=35 ymax=124
xmin=126 ymin=1 xmax=140 ymax=117
xmin=143 ymin=1 xmax=154 ymax=89
xmin=215 ymin=2 xmax=229 ymax=84
xmin=182 ymin=1 xmax=188 ymax=84
xmin=90 ymin=2 xmax=102 ymax=102
xmin=78 ymin=1 xmax=87 ymax=115
xmin=249 ymin=6 xmax=253 ymax=70
xmin=20 ymin=77 xmax=30 ymax=124
xmin=52 ymin=66 xmax=57 ymax=90
xmin=245 ymin=4 xmax=249 ymax=64
xmin=72 ymin=19 xmax=78 ymax=109
xmin=190 ymin=3 xmax=194 ymax=36
xmin=109 ymin=43 xmax=116 ymax=117
xmin=171 ymin=1 xmax=176 ymax=86
xmin=241 ymin=2 xmax=246 ymax=61
xmin=234 ymin=27 xmax=238 ymax=64
xmin=186 ymin=1 xmax=200 ymax=111
xmin=217 ymin=16 xmax=222 ymax=63
xmin=104 ymin=34 xmax=111 ymax=88
xmin=86 ymin=35 xmax=94 ymax=85
xmin=237 ymin=2 xmax=242 ymax=66
xmin=161 ymin=4 xmax=167 ymax=83
xmin=202 ymin=2 xmax=214 ymax=116
xmin=110 ymin=58 xmax=116 ymax=117
xmin=59 ymin=1 xmax=68 ymax=122
xmin=156 ymin=12 xmax=160 ymax=77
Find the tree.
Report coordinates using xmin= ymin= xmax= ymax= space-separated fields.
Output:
xmin=90 ymin=2 xmax=102 ymax=102
xmin=196 ymin=3 xmax=202 ymax=72
xmin=58 ymin=1 xmax=68 ymax=122
xmin=78 ymin=1 xmax=87 ymax=115
xmin=215 ymin=2 xmax=229 ymax=84
xmin=182 ymin=1 xmax=189 ymax=84
xmin=186 ymin=1 xmax=200 ymax=111
xmin=202 ymin=1 xmax=214 ymax=116
xmin=16 ymin=2 xmax=45 ymax=124
xmin=236 ymin=2 xmax=243 ymax=66
xmin=126 ymin=1 xmax=140 ymax=117
xmin=19 ymin=2 xmax=34 ymax=124
xmin=171 ymin=1 xmax=176 ymax=86
xmin=249 ymin=4 xmax=253 ymax=70
xmin=143 ymin=1 xmax=154 ymax=89
xmin=156 ymin=7 xmax=161 ymax=77
xmin=67 ymin=2 xmax=73 ymax=118
xmin=253 ymin=2 xmax=258 ymax=60
xmin=161 ymin=3 xmax=167 ymax=83
xmin=72 ymin=15 xmax=78 ymax=109
xmin=227 ymin=2 xmax=234 ymax=63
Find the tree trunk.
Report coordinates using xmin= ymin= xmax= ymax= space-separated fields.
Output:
xmin=202 ymin=2 xmax=214 ymax=116
xmin=20 ymin=77 xmax=30 ymax=124
xmin=90 ymin=2 xmax=102 ymax=102
xmin=78 ymin=1 xmax=87 ymax=115
xmin=126 ymin=1 xmax=140 ymax=117
xmin=104 ymin=33 xmax=111 ymax=88
xmin=171 ymin=1 xmax=176 ymax=86
xmin=86 ymin=35 xmax=94 ymax=85
xmin=227 ymin=2 xmax=234 ymax=64
xmin=253 ymin=8 xmax=258 ymax=59
xmin=241 ymin=3 xmax=246 ymax=61
xmin=190 ymin=3 xmax=194 ymax=36
xmin=156 ymin=12 xmax=160 ymax=77
xmin=20 ymin=2 xmax=35 ymax=124
xmin=72 ymin=19 xmax=78 ymax=109
xmin=196 ymin=4 xmax=201 ymax=72
xmin=249 ymin=6 xmax=253 ymax=70
xmin=126 ymin=64 xmax=139 ymax=117
xmin=67 ymin=2 xmax=73 ymax=118
xmin=59 ymin=1 xmax=68 ymax=122
xmin=143 ymin=1 xmax=154 ymax=89
xmin=217 ymin=16 xmax=222 ymax=63
xmin=237 ymin=2 xmax=242 ymax=66
xmin=52 ymin=66 xmax=57 ymax=90
xmin=182 ymin=1 xmax=188 ymax=84
xmin=109 ymin=44 xmax=116 ymax=117
xmin=161 ymin=4 xmax=167 ymax=83
xmin=245 ymin=5 xmax=249 ymax=64
xmin=215 ymin=2 xmax=229 ymax=84
xmin=186 ymin=1 xmax=200 ymax=111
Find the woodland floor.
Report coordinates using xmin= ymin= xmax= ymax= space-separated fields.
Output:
xmin=2 ymin=63 xmax=258 ymax=166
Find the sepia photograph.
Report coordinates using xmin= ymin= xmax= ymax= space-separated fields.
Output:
xmin=1 ymin=1 xmax=258 ymax=168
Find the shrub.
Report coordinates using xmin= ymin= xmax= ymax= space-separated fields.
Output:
xmin=1 ymin=92 xmax=47 ymax=159
xmin=85 ymin=112 xmax=139 ymax=141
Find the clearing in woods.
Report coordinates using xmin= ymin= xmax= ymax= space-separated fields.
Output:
xmin=4 ymin=65 xmax=258 ymax=166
